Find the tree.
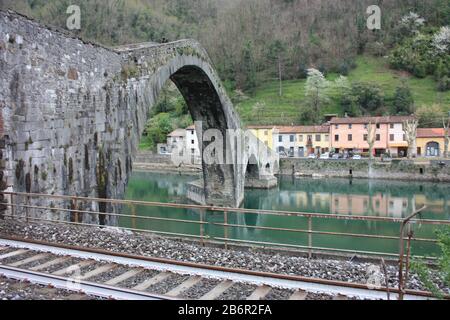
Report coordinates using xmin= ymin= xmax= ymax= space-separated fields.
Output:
xmin=240 ymin=40 xmax=257 ymax=92
xmin=367 ymin=122 xmax=376 ymax=160
xmin=403 ymin=119 xmax=419 ymax=159
xmin=415 ymin=104 xmax=446 ymax=127
xmin=444 ymin=115 xmax=450 ymax=158
xmin=304 ymin=68 xmax=329 ymax=123
xmin=351 ymin=82 xmax=384 ymax=114
xmin=393 ymin=82 xmax=415 ymax=115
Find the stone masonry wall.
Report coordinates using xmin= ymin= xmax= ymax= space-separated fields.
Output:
xmin=280 ymin=158 xmax=450 ymax=182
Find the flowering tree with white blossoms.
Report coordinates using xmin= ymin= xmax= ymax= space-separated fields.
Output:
xmin=399 ymin=12 xmax=425 ymax=36
xmin=432 ymin=26 xmax=450 ymax=55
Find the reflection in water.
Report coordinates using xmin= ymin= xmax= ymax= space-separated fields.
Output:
xmin=122 ymin=171 xmax=450 ymax=256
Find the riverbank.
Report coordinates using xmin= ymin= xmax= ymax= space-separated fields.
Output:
xmin=0 ymin=219 xmax=448 ymax=294
xmin=280 ymin=158 xmax=450 ymax=182
xmin=134 ymin=151 xmax=201 ymax=174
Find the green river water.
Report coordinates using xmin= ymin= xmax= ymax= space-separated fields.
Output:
xmin=120 ymin=171 xmax=450 ymax=257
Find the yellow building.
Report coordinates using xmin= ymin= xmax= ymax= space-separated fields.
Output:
xmin=416 ymin=128 xmax=446 ymax=157
xmin=273 ymin=126 xmax=330 ymax=157
xmin=248 ymin=126 xmax=275 ymax=150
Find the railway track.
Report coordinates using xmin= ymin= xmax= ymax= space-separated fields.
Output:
xmin=0 ymin=237 xmax=436 ymax=300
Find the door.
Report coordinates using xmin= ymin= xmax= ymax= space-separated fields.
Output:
xmin=298 ymin=147 xmax=304 ymax=157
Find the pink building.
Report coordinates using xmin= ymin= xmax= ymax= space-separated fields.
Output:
xmin=329 ymin=116 xmax=414 ymax=157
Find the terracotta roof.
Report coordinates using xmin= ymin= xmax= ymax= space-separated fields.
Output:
xmin=168 ymin=129 xmax=186 ymax=137
xmin=329 ymin=115 xmax=415 ymax=124
xmin=186 ymin=125 xmax=195 ymax=130
xmin=417 ymin=128 xmax=445 ymax=138
xmin=275 ymin=125 xmax=330 ymax=134
xmin=247 ymin=125 xmax=275 ymax=129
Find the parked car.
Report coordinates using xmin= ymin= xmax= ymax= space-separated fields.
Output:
xmin=331 ymin=153 xmax=341 ymax=160
xmin=352 ymin=154 xmax=362 ymax=160
xmin=320 ymin=153 xmax=330 ymax=159
xmin=308 ymin=153 xmax=316 ymax=159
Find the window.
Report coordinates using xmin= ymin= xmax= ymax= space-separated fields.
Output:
xmin=348 ymin=134 xmax=353 ymax=141
xmin=364 ymin=124 xmax=368 ymax=129
xmin=325 ymin=135 xmax=329 ymax=142
xmin=298 ymin=135 xmax=303 ymax=142
xmin=364 ymin=134 xmax=368 ymax=141
xmin=278 ymin=135 xmax=283 ymax=142
xmin=390 ymin=134 xmax=394 ymax=141
xmin=390 ymin=123 xmax=394 ymax=129
xmin=335 ymin=124 xmax=339 ymax=129
xmin=376 ymin=134 xmax=381 ymax=141
xmin=335 ymin=135 xmax=339 ymax=142
xmin=349 ymin=124 xmax=352 ymax=129
xmin=376 ymin=123 xmax=381 ymax=129
xmin=264 ymin=130 xmax=268 ymax=136
xmin=191 ymin=140 xmax=195 ymax=145
xmin=290 ymin=135 xmax=295 ymax=142
xmin=316 ymin=135 xmax=321 ymax=142
xmin=403 ymin=134 xmax=406 ymax=141
xmin=191 ymin=148 xmax=195 ymax=154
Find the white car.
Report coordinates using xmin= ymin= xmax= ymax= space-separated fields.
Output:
xmin=320 ymin=153 xmax=330 ymax=159
xmin=353 ymin=155 xmax=362 ymax=160
xmin=308 ymin=154 xmax=316 ymax=159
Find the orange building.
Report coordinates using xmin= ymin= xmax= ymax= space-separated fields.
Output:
xmin=329 ymin=116 xmax=414 ymax=157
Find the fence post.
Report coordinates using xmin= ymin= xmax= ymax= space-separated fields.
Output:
xmin=398 ymin=206 xmax=427 ymax=300
xmin=131 ymin=204 xmax=136 ymax=230
xmin=10 ymin=193 xmax=14 ymax=216
xmin=224 ymin=209 xmax=228 ymax=250
xmin=199 ymin=209 xmax=205 ymax=246
xmin=308 ymin=216 xmax=312 ymax=259
xmin=25 ymin=194 xmax=29 ymax=223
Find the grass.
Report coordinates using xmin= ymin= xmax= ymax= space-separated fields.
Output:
xmin=236 ymin=55 xmax=450 ymax=126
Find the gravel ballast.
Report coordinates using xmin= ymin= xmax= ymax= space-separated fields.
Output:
xmin=0 ymin=220 xmax=448 ymax=295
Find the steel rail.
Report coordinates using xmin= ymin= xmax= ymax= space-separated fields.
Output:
xmin=3 ymin=191 xmax=449 ymax=224
xmin=0 ymin=236 xmax=446 ymax=300
xmin=0 ymin=265 xmax=175 ymax=300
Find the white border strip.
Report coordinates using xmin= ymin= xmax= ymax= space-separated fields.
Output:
xmin=0 ymin=239 xmax=430 ymax=300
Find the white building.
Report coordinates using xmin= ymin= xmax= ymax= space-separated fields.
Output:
xmin=158 ymin=125 xmax=201 ymax=163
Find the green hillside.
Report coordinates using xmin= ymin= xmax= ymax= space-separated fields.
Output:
xmin=236 ymin=55 xmax=450 ymax=126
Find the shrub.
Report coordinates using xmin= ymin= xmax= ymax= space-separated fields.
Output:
xmin=351 ymin=82 xmax=384 ymax=113
xmin=393 ymin=83 xmax=415 ymax=114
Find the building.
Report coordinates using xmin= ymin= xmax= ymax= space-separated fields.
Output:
xmin=273 ymin=125 xmax=330 ymax=157
xmin=157 ymin=126 xmax=201 ymax=162
xmin=416 ymin=128 xmax=446 ymax=157
xmin=329 ymin=116 xmax=414 ymax=157
xmin=247 ymin=126 xmax=275 ymax=150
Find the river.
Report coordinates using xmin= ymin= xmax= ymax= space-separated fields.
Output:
xmin=120 ymin=171 xmax=450 ymax=257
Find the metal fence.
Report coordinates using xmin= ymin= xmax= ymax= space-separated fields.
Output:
xmin=1 ymin=191 xmax=449 ymax=259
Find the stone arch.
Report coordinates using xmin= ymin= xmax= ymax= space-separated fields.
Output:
xmin=122 ymin=44 xmax=243 ymax=207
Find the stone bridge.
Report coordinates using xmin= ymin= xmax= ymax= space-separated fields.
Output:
xmin=0 ymin=10 xmax=278 ymax=223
